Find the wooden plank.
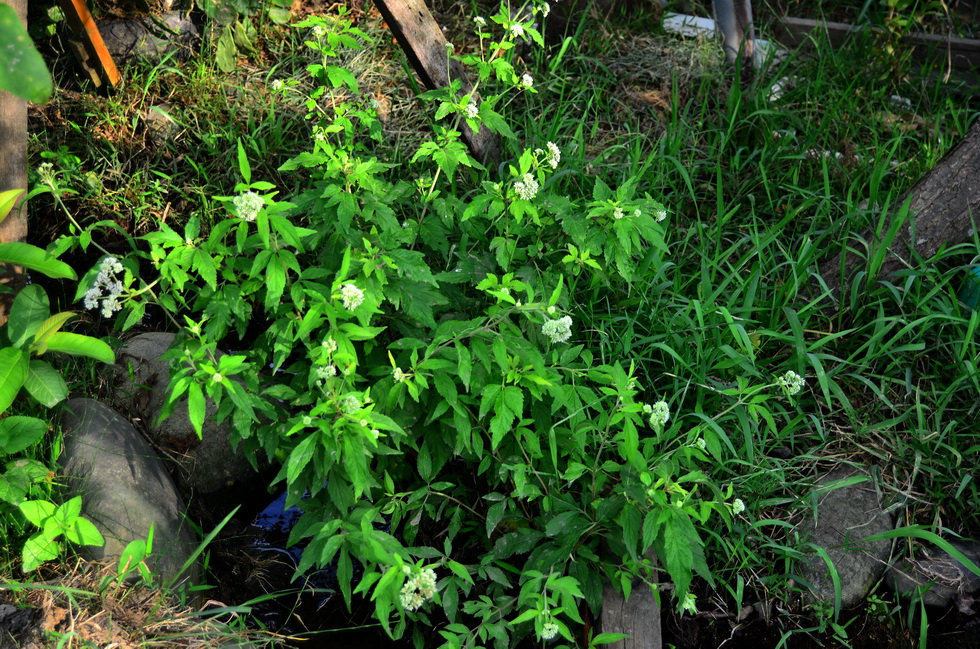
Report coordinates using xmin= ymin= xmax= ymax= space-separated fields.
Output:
xmin=600 ymin=553 xmax=662 ymax=649
xmin=774 ymin=16 xmax=980 ymax=71
xmin=57 ymin=0 xmax=122 ymax=87
xmin=373 ymin=0 xmax=500 ymax=165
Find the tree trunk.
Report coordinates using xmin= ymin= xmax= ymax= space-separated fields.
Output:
xmin=0 ymin=0 xmax=29 ymax=323
xmin=818 ymin=119 xmax=980 ymax=309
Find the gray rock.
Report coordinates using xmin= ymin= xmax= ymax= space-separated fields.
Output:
xmin=885 ymin=540 xmax=980 ymax=611
xmin=99 ymin=13 xmax=200 ymax=64
xmin=143 ymin=104 xmax=179 ymax=148
xmin=58 ymin=398 xmax=197 ymax=586
xmin=110 ymin=332 xmax=259 ymax=494
xmin=799 ymin=466 xmax=894 ymax=609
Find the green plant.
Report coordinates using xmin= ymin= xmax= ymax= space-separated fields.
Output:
xmin=0 ymin=2 xmax=52 ymax=102
xmin=0 ymin=189 xmax=113 ymax=572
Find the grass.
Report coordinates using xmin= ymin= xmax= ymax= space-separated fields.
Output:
xmin=14 ymin=0 xmax=980 ymax=646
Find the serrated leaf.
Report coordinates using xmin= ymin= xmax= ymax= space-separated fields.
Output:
xmin=187 ymin=383 xmax=205 ymax=438
xmin=23 ymin=360 xmax=67 ymax=407
xmin=22 ymin=534 xmax=59 ymax=571
xmin=662 ymin=507 xmax=698 ymax=600
xmin=286 ymin=434 xmax=316 ymax=485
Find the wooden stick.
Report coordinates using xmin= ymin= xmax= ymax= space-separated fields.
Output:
xmin=57 ymin=0 xmax=122 ymax=87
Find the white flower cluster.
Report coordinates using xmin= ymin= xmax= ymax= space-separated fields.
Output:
xmin=233 ymin=191 xmax=264 ymax=222
xmin=316 ymin=364 xmax=337 ymax=380
xmin=510 ymin=23 xmax=525 ymax=38
xmin=465 ymin=102 xmax=479 ymax=119
xmin=340 ymin=283 xmax=365 ymax=310
xmin=545 ymin=141 xmax=560 ymax=169
xmin=393 ymin=367 xmax=407 ymax=383
xmin=474 ymin=16 xmax=487 ymax=28
xmin=312 ymin=24 xmax=326 ymax=38
xmin=83 ymin=256 xmax=125 ymax=317
xmin=322 ymin=338 xmax=338 ymax=352
xmin=613 ymin=207 xmax=624 ymax=220
xmin=540 ymin=2 xmax=551 ymax=17
xmin=644 ymin=400 xmax=669 ymax=429
xmin=399 ymin=567 xmax=437 ymax=612
xmin=539 ymin=616 xmax=559 ymax=640
xmin=542 ymin=315 xmax=572 ymax=344
xmin=653 ymin=207 xmax=667 ymax=222
xmin=341 ymin=395 xmax=362 ymax=414
xmin=732 ymin=498 xmax=746 ymax=515
xmin=270 ymin=79 xmax=284 ymax=92
xmin=514 ymin=173 xmax=539 ymax=201
xmin=521 ymin=73 xmax=534 ymax=89
xmin=777 ymin=370 xmax=805 ymax=396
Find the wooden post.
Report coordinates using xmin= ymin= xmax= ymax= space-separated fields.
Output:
xmin=373 ymin=0 xmax=500 ymax=165
xmin=600 ymin=552 xmax=663 ymax=649
xmin=57 ymin=0 xmax=122 ymax=88
xmin=0 ymin=0 xmax=29 ymax=323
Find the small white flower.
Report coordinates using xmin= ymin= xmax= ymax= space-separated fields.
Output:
xmin=648 ymin=400 xmax=669 ymax=429
xmin=510 ymin=23 xmax=525 ymax=38
xmin=233 ymin=191 xmax=264 ymax=222
xmin=323 ymin=338 xmax=338 ymax=353
xmin=445 ymin=41 xmax=454 ymax=53
xmin=400 ymin=567 xmax=438 ymax=612
xmin=521 ymin=73 xmax=534 ymax=89
xmin=316 ymin=364 xmax=337 ymax=380
xmin=633 ymin=208 xmax=642 ymax=218
xmin=303 ymin=415 xmax=313 ymax=426
xmin=545 ymin=141 xmax=560 ymax=169
xmin=540 ymin=620 xmax=559 ymax=640
xmin=271 ymin=79 xmax=284 ymax=91
xmin=777 ymin=370 xmax=805 ymax=396
xmin=312 ymin=24 xmax=326 ymax=38
xmin=613 ymin=207 xmax=624 ymax=220
xmin=465 ymin=102 xmax=479 ymax=118
xmin=696 ymin=438 xmax=706 ymax=450
xmin=393 ymin=367 xmax=407 ymax=383
xmin=542 ymin=315 xmax=573 ymax=344
xmin=340 ymin=283 xmax=365 ymax=310
xmin=370 ymin=429 xmax=380 ymax=440
xmin=546 ymin=305 xmax=556 ymax=315
xmin=474 ymin=16 xmax=487 ymax=28
xmin=732 ymin=498 xmax=746 ymax=515
xmin=84 ymin=256 xmax=126 ymax=317
xmin=514 ymin=173 xmax=539 ymax=201
xmin=212 ymin=373 xmax=223 ymax=383
xmin=653 ymin=207 xmax=667 ymax=222
xmin=541 ymin=2 xmax=551 ymax=17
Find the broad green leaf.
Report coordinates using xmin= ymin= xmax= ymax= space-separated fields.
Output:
xmin=0 ymin=242 xmax=76 ymax=279
xmin=0 ymin=348 xmax=28 ymax=414
xmin=31 ymin=312 xmax=76 ymax=354
xmin=0 ymin=416 xmax=47 ymax=454
xmin=43 ymin=332 xmax=115 ymax=365
xmin=65 ymin=516 xmax=104 ymax=546
xmin=237 ymin=138 xmax=251 ymax=184
xmin=0 ymin=189 xmax=24 ymax=225
xmin=287 ymin=434 xmax=316 ymax=486
xmin=22 ymin=534 xmax=60 ymax=572
xmin=0 ymin=4 xmax=53 ymax=103
xmin=19 ymin=499 xmax=56 ymax=527
xmin=8 ymin=285 xmax=49 ymax=348
xmin=23 ymin=360 xmax=68 ymax=407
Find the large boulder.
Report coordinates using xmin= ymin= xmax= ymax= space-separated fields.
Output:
xmin=885 ymin=539 xmax=980 ymax=611
xmin=58 ymin=398 xmax=197 ymax=586
xmin=109 ymin=332 xmax=259 ymax=494
xmin=798 ymin=466 xmax=894 ymax=609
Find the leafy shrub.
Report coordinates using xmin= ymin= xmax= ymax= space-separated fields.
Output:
xmin=58 ymin=6 xmax=807 ymax=646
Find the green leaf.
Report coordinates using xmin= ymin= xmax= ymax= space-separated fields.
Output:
xmin=0 ymin=189 xmax=24 ymax=225
xmin=237 ymin=138 xmax=251 ymax=184
xmin=64 ymin=516 xmax=104 ymax=546
xmin=22 ymin=534 xmax=60 ymax=572
xmin=0 ymin=4 xmax=53 ymax=103
xmin=0 ymin=416 xmax=47 ymax=454
xmin=456 ymin=342 xmax=472 ymax=391
xmin=187 ymin=382 xmax=205 ymax=438
xmin=0 ymin=348 xmax=27 ymax=414
xmin=0 ymin=242 xmax=76 ymax=279
xmin=662 ymin=507 xmax=698 ymax=601
xmin=215 ymin=25 xmax=238 ymax=72
xmin=19 ymin=499 xmax=56 ymax=527
xmin=7 ymin=285 xmax=48 ymax=349
xmin=23 ymin=360 xmax=68 ymax=407
xmin=286 ymin=434 xmax=316 ymax=485
xmin=38 ymin=332 xmax=114 ymax=366
xmin=31 ymin=312 xmax=77 ymax=354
